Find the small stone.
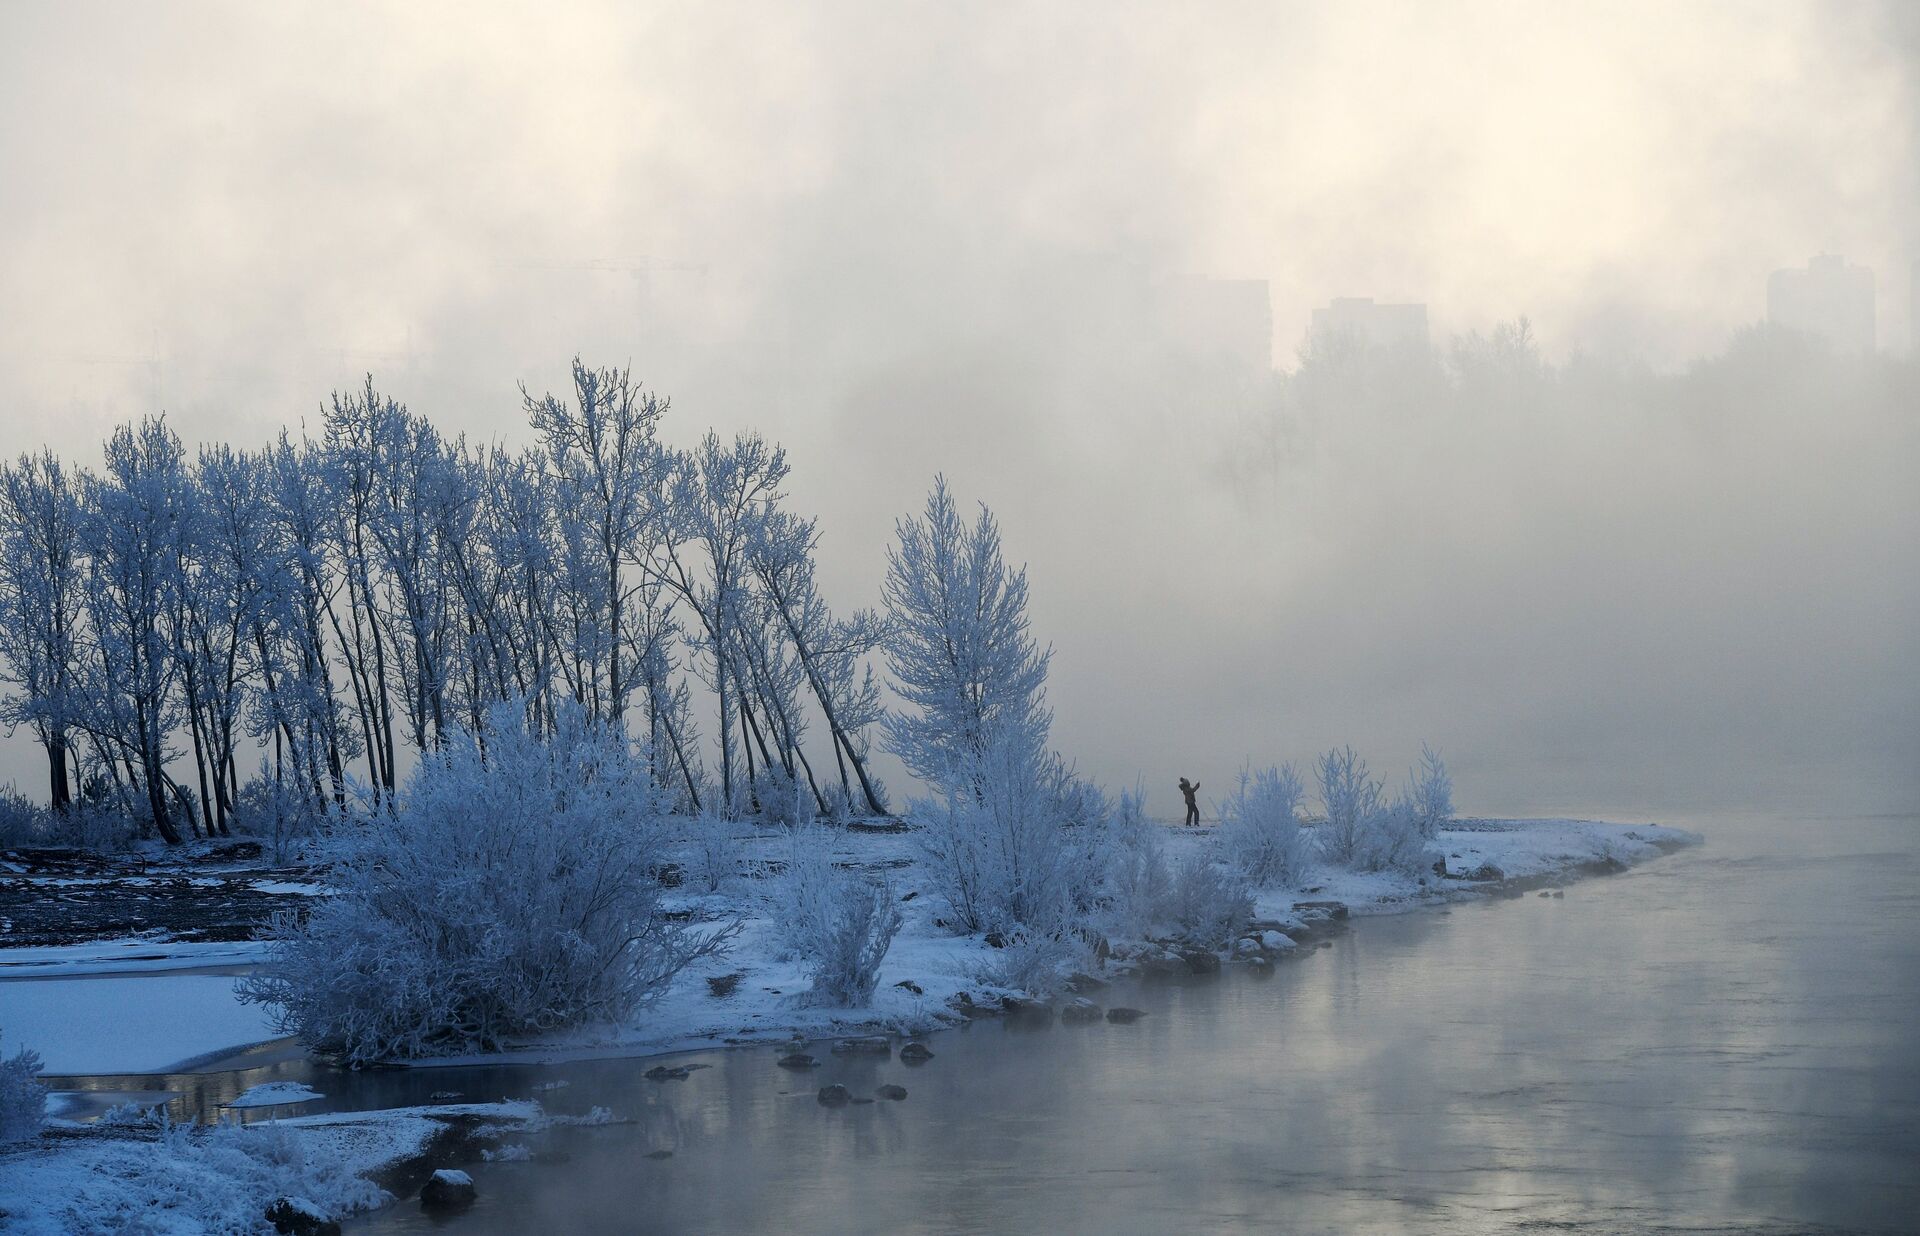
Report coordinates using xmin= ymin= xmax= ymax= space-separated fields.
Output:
xmin=645 ymin=1065 xmax=692 ymax=1081
xmin=1105 ymin=1007 xmax=1146 ymax=1024
xmin=1181 ymin=949 xmax=1221 ymax=974
xmin=428 ymin=1090 xmax=462 ymax=1102
xmin=1538 ymin=891 xmax=1552 ymax=898
xmin=894 ymin=979 xmax=924 ymax=995
xmin=898 ymin=1042 xmax=934 ymax=1063
xmin=1552 ymin=891 xmax=1564 ymax=898
xmin=831 ymin=1035 xmax=892 ymax=1056
xmin=875 ymin=1084 xmax=908 ymax=1100
xmin=817 ymin=1083 xmax=852 ymax=1106
xmin=777 ymin=1052 xmax=820 ymax=1069
xmin=420 ymin=1169 xmax=476 ymax=1210
xmin=644 ymin=1149 xmax=674 ymax=1160
xmin=265 ymin=1198 xmax=340 ymax=1236
xmin=1059 ymin=997 xmax=1103 ymax=1023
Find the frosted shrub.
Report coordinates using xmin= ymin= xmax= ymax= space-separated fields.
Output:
xmin=0 ymin=1031 xmax=46 ymax=1143
xmin=913 ymin=739 xmax=1094 ymax=936
xmin=756 ymin=764 xmax=814 ymax=828
xmin=773 ymin=827 xmax=901 ymax=1006
xmin=240 ymin=703 xmax=732 ymax=1065
xmin=1362 ymin=797 xmax=1435 ymax=874
xmin=981 ymin=924 xmax=1083 ymax=998
xmin=0 ymin=785 xmax=43 ymax=846
xmin=1100 ymin=787 xmax=1174 ymax=938
xmin=1315 ymin=745 xmax=1383 ymax=867
xmin=1166 ymin=853 xmax=1253 ymax=950
xmin=231 ymin=774 xmax=326 ymax=864
xmin=679 ymin=810 xmax=746 ymax=895
xmin=1408 ymin=743 xmax=1453 ymax=839
xmin=1217 ymin=764 xmax=1313 ymax=887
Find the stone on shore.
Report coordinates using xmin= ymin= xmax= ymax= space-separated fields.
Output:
xmin=420 ymin=1169 xmax=476 ymax=1210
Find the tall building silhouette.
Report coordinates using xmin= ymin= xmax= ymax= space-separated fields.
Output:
xmin=1767 ymin=255 xmax=1875 ymax=352
xmin=1310 ymin=297 xmax=1429 ymax=352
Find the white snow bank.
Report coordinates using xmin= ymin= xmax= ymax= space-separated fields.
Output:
xmin=224 ymin=1081 xmax=323 ymax=1109
xmin=0 ymin=1100 xmax=543 ymax=1235
xmin=1 ymin=975 xmax=281 ymax=1074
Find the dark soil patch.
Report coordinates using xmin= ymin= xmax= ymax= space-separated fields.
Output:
xmin=0 ymin=847 xmax=317 ymax=948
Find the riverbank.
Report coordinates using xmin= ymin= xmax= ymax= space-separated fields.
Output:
xmin=0 ymin=817 xmax=1697 ymax=1232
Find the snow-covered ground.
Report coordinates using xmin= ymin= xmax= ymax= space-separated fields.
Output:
xmin=0 ymin=1100 xmax=547 ymax=1235
xmin=414 ymin=816 xmax=1700 ymax=1067
xmin=0 ymin=817 xmax=1696 ymax=1077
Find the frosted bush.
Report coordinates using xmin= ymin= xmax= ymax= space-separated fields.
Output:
xmin=755 ymin=764 xmax=814 ymax=828
xmin=772 ymin=827 xmax=901 ymax=1006
xmin=679 ymin=810 xmax=746 ymax=895
xmin=0 ymin=1030 xmax=46 ymax=1144
xmin=240 ymin=702 xmax=733 ymax=1065
xmin=1166 ymin=853 xmax=1253 ymax=949
xmin=0 ymin=784 xmax=43 ymax=846
xmin=1315 ymin=745 xmax=1383 ymax=867
xmin=979 ymin=924 xmax=1083 ymax=998
xmin=1408 ymin=743 xmax=1453 ymax=839
xmin=1362 ymin=796 xmax=1435 ymax=874
xmin=1217 ymin=763 xmax=1313 ymax=887
xmin=1099 ymin=787 xmax=1174 ymax=938
xmin=912 ymin=739 xmax=1096 ymax=936
xmin=230 ymin=774 xmax=326 ymax=864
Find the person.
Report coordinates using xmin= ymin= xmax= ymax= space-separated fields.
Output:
xmin=1177 ymin=776 xmax=1200 ymax=826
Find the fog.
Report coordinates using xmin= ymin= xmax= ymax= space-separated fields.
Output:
xmin=1 ymin=1 xmax=1916 ymax=817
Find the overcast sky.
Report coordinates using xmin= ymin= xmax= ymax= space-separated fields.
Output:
xmin=1 ymin=1 xmax=1916 ymax=818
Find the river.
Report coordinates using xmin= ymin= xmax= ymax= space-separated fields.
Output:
xmin=57 ymin=810 xmax=1920 ymax=1233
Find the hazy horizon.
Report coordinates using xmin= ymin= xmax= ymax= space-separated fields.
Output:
xmin=2 ymin=1 xmax=1916 ymax=819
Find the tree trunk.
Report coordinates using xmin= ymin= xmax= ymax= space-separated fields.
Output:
xmin=47 ymin=731 xmax=72 ymax=812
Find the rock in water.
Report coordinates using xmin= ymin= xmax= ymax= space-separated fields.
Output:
xmin=1181 ymin=949 xmax=1222 ymax=974
xmin=420 ymin=1169 xmax=477 ymax=1210
xmin=875 ymin=1084 xmax=908 ymax=1101
xmin=830 ymin=1035 xmax=892 ymax=1056
xmin=644 ymin=1149 xmax=674 ymax=1160
xmin=817 ymin=1083 xmax=852 ymax=1106
xmin=898 ymin=1041 xmax=935 ymax=1063
xmin=645 ymin=1065 xmax=692 ymax=1081
xmin=777 ymin=1053 xmax=820 ymax=1069
xmin=264 ymin=1198 xmax=340 ymax=1236
xmin=1105 ymin=1007 xmax=1146 ymax=1024
xmin=1059 ymin=998 xmax=1103 ymax=1023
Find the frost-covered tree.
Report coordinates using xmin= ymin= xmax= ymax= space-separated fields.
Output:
xmin=882 ymin=476 xmax=1050 ymax=790
xmin=0 ymin=1030 xmax=46 ymax=1144
xmin=78 ymin=418 xmax=194 ymax=842
xmin=1408 ymin=743 xmax=1453 ymax=839
xmin=886 ymin=480 xmax=1088 ymax=934
xmin=524 ymin=360 xmax=670 ymax=729
xmin=0 ymin=452 xmax=84 ymax=812
xmin=1314 ymin=744 xmax=1381 ymax=869
xmin=1217 ymin=763 xmax=1313 ymax=886
xmin=240 ymin=702 xmax=731 ymax=1064
xmin=750 ymin=509 xmax=889 ymax=815
xmin=650 ymin=431 xmax=787 ymax=808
